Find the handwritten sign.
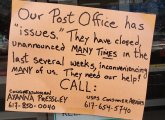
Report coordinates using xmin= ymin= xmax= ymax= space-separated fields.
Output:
xmin=5 ymin=0 xmax=156 ymax=119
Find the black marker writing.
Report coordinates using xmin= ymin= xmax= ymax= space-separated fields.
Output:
xmin=49 ymin=8 xmax=75 ymax=24
xmin=18 ymin=8 xmax=44 ymax=20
